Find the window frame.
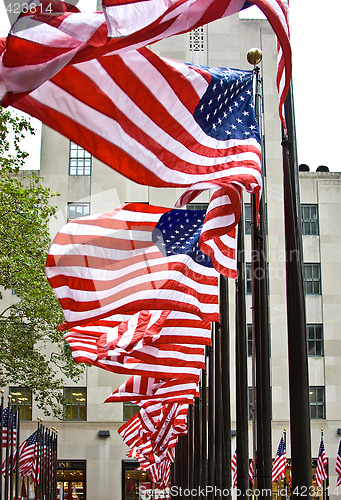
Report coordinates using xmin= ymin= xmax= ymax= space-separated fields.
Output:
xmin=123 ymin=402 xmax=140 ymax=422
xmin=69 ymin=141 xmax=92 ymax=176
xmin=67 ymin=202 xmax=90 ymax=222
xmin=301 ymin=204 xmax=319 ymax=235
xmin=307 ymin=324 xmax=324 ymax=357
xmin=309 ymin=386 xmax=325 ymax=419
xmin=63 ymin=387 xmax=87 ymax=421
xmin=9 ymin=386 xmax=32 ymax=421
xmin=304 ymin=263 xmax=322 ymax=295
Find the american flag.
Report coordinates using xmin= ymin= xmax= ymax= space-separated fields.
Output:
xmin=2 ymin=430 xmax=39 ymax=481
xmin=104 ymin=375 xmax=199 ymax=404
xmin=0 ymin=0 xmax=290 ymax=123
xmin=249 ymin=458 xmax=254 ymax=486
xmin=231 ymin=450 xmax=237 ymax=487
xmin=1 ymin=408 xmax=17 ymax=448
xmin=10 ymin=48 xmax=261 ymax=201
xmin=336 ymin=440 xmax=341 ymax=487
xmin=63 ymin=311 xmax=209 ymax=380
xmin=46 ymin=203 xmax=221 ymax=330
xmin=315 ymin=436 xmax=328 ymax=488
xmin=272 ymin=435 xmax=286 ymax=482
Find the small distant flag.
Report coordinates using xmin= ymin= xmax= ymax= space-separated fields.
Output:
xmin=315 ymin=436 xmax=328 ymax=488
xmin=231 ymin=450 xmax=237 ymax=487
xmin=336 ymin=440 xmax=341 ymax=487
xmin=249 ymin=459 xmax=254 ymax=487
xmin=272 ymin=436 xmax=286 ymax=483
xmin=1 ymin=408 xmax=17 ymax=448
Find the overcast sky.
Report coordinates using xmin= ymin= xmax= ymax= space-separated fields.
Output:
xmin=0 ymin=0 xmax=340 ymax=172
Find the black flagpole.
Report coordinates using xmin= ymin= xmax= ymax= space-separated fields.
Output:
xmin=201 ymin=351 xmax=208 ymax=496
xmin=235 ymin=203 xmax=249 ymax=497
xmin=220 ymin=275 xmax=231 ymax=491
xmin=207 ymin=339 xmax=215 ymax=500
xmin=282 ymin=82 xmax=312 ymax=495
xmin=4 ymin=396 xmax=12 ymax=500
xmin=0 ymin=390 xmax=4 ymax=500
xmin=214 ymin=322 xmax=223 ymax=493
xmin=248 ymin=50 xmax=272 ymax=493
xmin=15 ymin=407 xmax=20 ymax=500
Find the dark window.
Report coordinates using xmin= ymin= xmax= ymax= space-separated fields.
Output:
xmin=304 ymin=263 xmax=321 ymax=295
xmin=9 ymin=387 xmax=32 ymax=420
xmin=246 ymin=262 xmax=269 ymax=295
xmin=246 ymin=263 xmax=252 ymax=295
xmin=309 ymin=386 xmax=325 ymax=419
xmin=123 ymin=402 xmax=140 ymax=421
xmin=63 ymin=388 xmax=87 ymax=421
xmin=245 ymin=203 xmax=267 ymax=235
xmin=69 ymin=142 xmax=91 ymax=176
xmin=301 ymin=204 xmax=319 ymax=235
xmin=247 ymin=324 xmax=253 ymax=357
xmin=307 ymin=324 xmax=324 ymax=356
xmin=67 ymin=202 xmax=90 ymax=222
xmin=186 ymin=203 xmax=209 ymax=211
xmin=248 ymin=387 xmax=254 ymax=420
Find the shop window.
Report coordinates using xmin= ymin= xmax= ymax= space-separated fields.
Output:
xmin=122 ymin=460 xmax=170 ymax=500
xmin=57 ymin=460 xmax=86 ymax=500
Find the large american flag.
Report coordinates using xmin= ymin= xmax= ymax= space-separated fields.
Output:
xmin=9 ymin=48 xmax=261 ymax=198
xmin=0 ymin=0 xmax=290 ymax=123
xmin=63 ymin=310 xmax=209 ymax=380
xmin=104 ymin=375 xmax=199 ymax=404
xmin=272 ymin=435 xmax=286 ymax=482
xmin=46 ymin=203 xmax=222 ymax=329
xmin=336 ymin=440 xmax=341 ymax=487
xmin=315 ymin=437 xmax=328 ymax=488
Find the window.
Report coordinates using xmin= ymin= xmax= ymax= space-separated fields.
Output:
xmin=9 ymin=387 xmax=32 ymax=420
xmin=67 ymin=202 xmax=90 ymax=222
xmin=307 ymin=324 xmax=324 ymax=356
xmin=246 ymin=262 xmax=269 ymax=295
xmin=244 ymin=203 xmax=267 ymax=235
xmin=246 ymin=263 xmax=252 ymax=295
xmin=63 ymin=388 xmax=87 ymax=421
xmin=304 ymin=263 xmax=321 ymax=295
xmin=123 ymin=402 xmax=140 ymax=421
xmin=309 ymin=386 xmax=325 ymax=419
xmin=189 ymin=27 xmax=205 ymax=52
xmin=186 ymin=203 xmax=209 ymax=211
xmin=247 ymin=324 xmax=253 ymax=357
xmin=248 ymin=387 xmax=254 ymax=420
xmin=301 ymin=204 xmax=319 ymax=235
xmin=69 ymin=142 xmax=91 ymax=176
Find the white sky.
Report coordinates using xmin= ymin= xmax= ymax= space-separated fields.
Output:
xmin=0 ymin=0 xmax=340 ymax=172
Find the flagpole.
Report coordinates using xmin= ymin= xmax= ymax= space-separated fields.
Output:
xmin=219 ymin=275 xmax=231 ymax=491
xmin=283 ymin=428 xmax=287 ymax=494
xmin=248 ymin=48 xmax=272 ymax=493
xmin=282 ymin=83 xmax=312 ymax=496
xmin=235 ymin=203 xmax=249 ymax=497
xmin=4 ymin=395 xmax=12 ymax=500
xmin=0 ymin=390 xmax=4 ymax=500
xmin=14 ymin=406 xmax=20 ymax=500
xmin=207 ymin=341 xmax=215 ymax=500
xmin=321 ymin=428 xmax=326 ymax=500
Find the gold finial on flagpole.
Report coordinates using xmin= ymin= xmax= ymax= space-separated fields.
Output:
xmin=247 ymin=48 xmax=263 ymax=66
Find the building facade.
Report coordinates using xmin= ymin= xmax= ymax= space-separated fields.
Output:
xmin=2 ymin=11 xmax=341 ymax=500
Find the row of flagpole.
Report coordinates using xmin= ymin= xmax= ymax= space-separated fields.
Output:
xmin=0 ymin=391 xmax=58 ymax=500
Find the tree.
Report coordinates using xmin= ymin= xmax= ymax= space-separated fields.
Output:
xmin=0 ymin=106 xmax=83 ymax=418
